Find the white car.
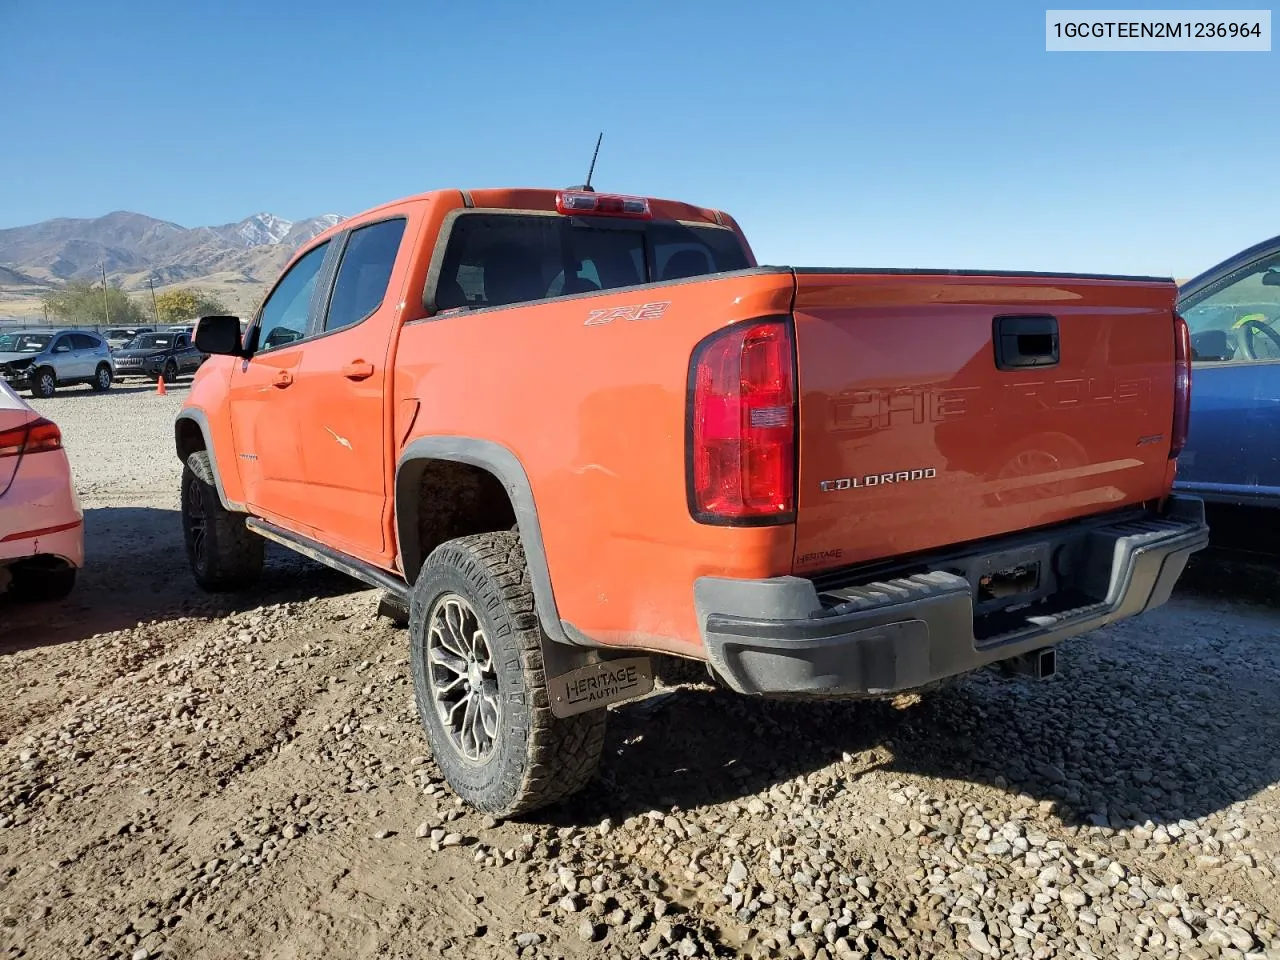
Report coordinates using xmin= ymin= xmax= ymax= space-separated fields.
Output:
xmin=0 ymin=380 xmax=82 ymax=600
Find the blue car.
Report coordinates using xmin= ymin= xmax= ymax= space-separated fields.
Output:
xmin=1175 ymin=234 xmax=1280 ymax=509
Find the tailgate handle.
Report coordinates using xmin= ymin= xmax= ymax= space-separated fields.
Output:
xmin=994 ymin=315 xmax=1059 ymax=370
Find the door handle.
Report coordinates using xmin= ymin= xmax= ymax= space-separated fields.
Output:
xmin=343 ymin=360 xmax=374 ymax=381
xmin=273 ymin=369 xmax=294 ymax=388
xmin=993 ymin=315 xmax=1060 ymax=370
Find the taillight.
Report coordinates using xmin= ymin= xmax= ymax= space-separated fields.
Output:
xmin=555 ymin=190 xmax=652 ymax=219
xmin=0 ymin=418 xmax=62 ymax=459
xmin=688 ymin=318 xmax=796 ymax=524
xmin=1171 ymin=312 xmax=1191 ymax=460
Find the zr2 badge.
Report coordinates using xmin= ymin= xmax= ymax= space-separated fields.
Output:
xmin=585 ymin=301 xmax=671 ymax=326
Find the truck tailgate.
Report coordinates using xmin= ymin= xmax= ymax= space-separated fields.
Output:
xmin=791 ymin=270 xmax=1179 ymax=574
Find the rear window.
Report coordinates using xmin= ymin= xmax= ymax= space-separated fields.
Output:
xmin=433 ymin=213 xmax=750 ymax=311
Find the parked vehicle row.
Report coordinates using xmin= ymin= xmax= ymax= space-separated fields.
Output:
xmin=0 ymin=324 xmax=206 ymax=398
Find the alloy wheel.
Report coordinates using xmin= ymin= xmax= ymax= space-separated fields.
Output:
xmin=184 ymin=474 xmax=208 ymax=571
xmin=426 ymin=594 xmax=501 ymax=763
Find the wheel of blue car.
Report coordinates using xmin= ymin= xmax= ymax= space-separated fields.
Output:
xmin=163 ymin=359 xmax=178 ymax=383
xmin=91 ymin=363 xmax=112 ymax=392
xmin=30 ymin=368 xmax=55 ymax=399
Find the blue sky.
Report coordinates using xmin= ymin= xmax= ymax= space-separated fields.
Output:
xmin=1 ymin=0 xmax=1275 ymax=276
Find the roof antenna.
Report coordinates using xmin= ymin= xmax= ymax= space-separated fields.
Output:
xmin=573 ymin=132 xmax=603 ymax=192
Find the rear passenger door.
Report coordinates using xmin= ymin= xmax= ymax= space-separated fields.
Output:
xmin=71 ymin=333 xmax=103 ymax=378
xmin=291 ymin=214 xmax=413 ymax=564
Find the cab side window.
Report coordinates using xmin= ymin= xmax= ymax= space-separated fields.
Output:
xmin=324 ymin=219 xmax=407 ymax=332
xmin=256 ymin=240 xmax=331 ymax=350
xmin=51 ymin=335 xmax=72 ymax=353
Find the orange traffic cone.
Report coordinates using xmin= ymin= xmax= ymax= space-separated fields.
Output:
xmin=156 ymin=376 xmax=167 ymax=396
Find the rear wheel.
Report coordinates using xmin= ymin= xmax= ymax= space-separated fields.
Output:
xmin=181 ymin=451 xmax=264 ymax=591
xmin=91 ymin=363 xmax=112 ymax=392
xmin=409 ymin=531 xmax=606 ymax=816
xmin=30 ymin=368 xmax=55 ymax=399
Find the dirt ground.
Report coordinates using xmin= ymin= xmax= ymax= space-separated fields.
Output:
xmin=2 ymin=385 xmax=1278 ymax=960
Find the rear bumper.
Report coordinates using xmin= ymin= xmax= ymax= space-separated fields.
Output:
xmin=696 ymin=496 xmax=1209 ymax=697
xmin=0 ymin=522 xmax=84 ymax=569
xmin=0 ymin=451 xmax=85 ymax=569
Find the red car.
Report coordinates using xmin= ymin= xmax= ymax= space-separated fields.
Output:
xmin=0 ymin=380 xmax=82 ymax=600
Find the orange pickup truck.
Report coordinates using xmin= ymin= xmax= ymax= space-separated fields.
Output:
xmin=177 ymin=186 xmax=1208 ymax=815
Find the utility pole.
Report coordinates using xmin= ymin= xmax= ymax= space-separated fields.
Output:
xmin=42 ymin=303 xmax=49 ymax=324
xmin=100 ymin=263 xmax=111 ymax=326
xmin=147 ymin=277 xmax=160 ymax=323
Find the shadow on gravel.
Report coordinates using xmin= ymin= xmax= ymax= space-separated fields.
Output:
xmin=549 ymin=557 xmax=1280 ymax=830
xmin=1178 ymin=547 xmax=1280 ymax=609
xmin=0 ymin=505 xmax=368 ymax=654
xmin=551 ymin=646 xmax=1279 ymax=831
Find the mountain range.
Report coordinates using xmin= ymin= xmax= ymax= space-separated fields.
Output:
xmin=0 ymin=211 xmax=345 ymax=311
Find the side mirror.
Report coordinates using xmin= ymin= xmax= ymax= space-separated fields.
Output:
xmin=54 ymin=344 xmax=71 ymax=353
xmin=195 ymin=315 xmax=245 ymax=356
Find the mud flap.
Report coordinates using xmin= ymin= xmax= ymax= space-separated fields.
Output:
xmin=546 ymin=656 xmax=654 ymax=718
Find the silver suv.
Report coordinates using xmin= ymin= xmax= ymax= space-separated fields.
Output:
xmin=0 ymin=328 xmax=114 ymax=398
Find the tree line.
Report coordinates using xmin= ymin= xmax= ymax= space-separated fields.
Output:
xmin=41 ymin=283 xmax=229 ymax=327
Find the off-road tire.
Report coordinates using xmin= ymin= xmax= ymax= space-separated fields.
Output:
xmin=10 ymin=563 xmax=76 ymax=602
xmin=409 ymin=531 xmax=606 ymax=817
xmin=30 ymin=368 xmax=56 ymax=399
xmin=181 ymin=450 xmax=264 ymax=592
xmin=91 ymin=363 xmax=112 ymax=392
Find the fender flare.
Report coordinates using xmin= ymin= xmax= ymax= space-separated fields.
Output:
xmin=395 ymin=437 xmax=582 ymax=647
xmin=174 ymin=409 xmax=241 ymax=511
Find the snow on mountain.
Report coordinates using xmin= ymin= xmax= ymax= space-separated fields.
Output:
xmin=281 ymin=214 xmax=343 ymax=247
xmin=230 ymin=213 xmax=295 ymax=247
xmin=0 ymin=210 xmax=348 ymax=286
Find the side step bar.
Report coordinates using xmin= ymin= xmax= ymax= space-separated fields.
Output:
xmin=244 ymin=518 xmax=411 ymax=603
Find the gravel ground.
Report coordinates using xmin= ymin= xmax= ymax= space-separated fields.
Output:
xmin=2 ymin=385 xmax=1278 ymax=960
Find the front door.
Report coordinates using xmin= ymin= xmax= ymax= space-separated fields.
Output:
xmin=291 ymin=215 xmax=412 ymax=563
xmin=48 ymin=334 xmax=76 ymax=379
xmin=228 ymin=238 xmax=334 ymax=528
